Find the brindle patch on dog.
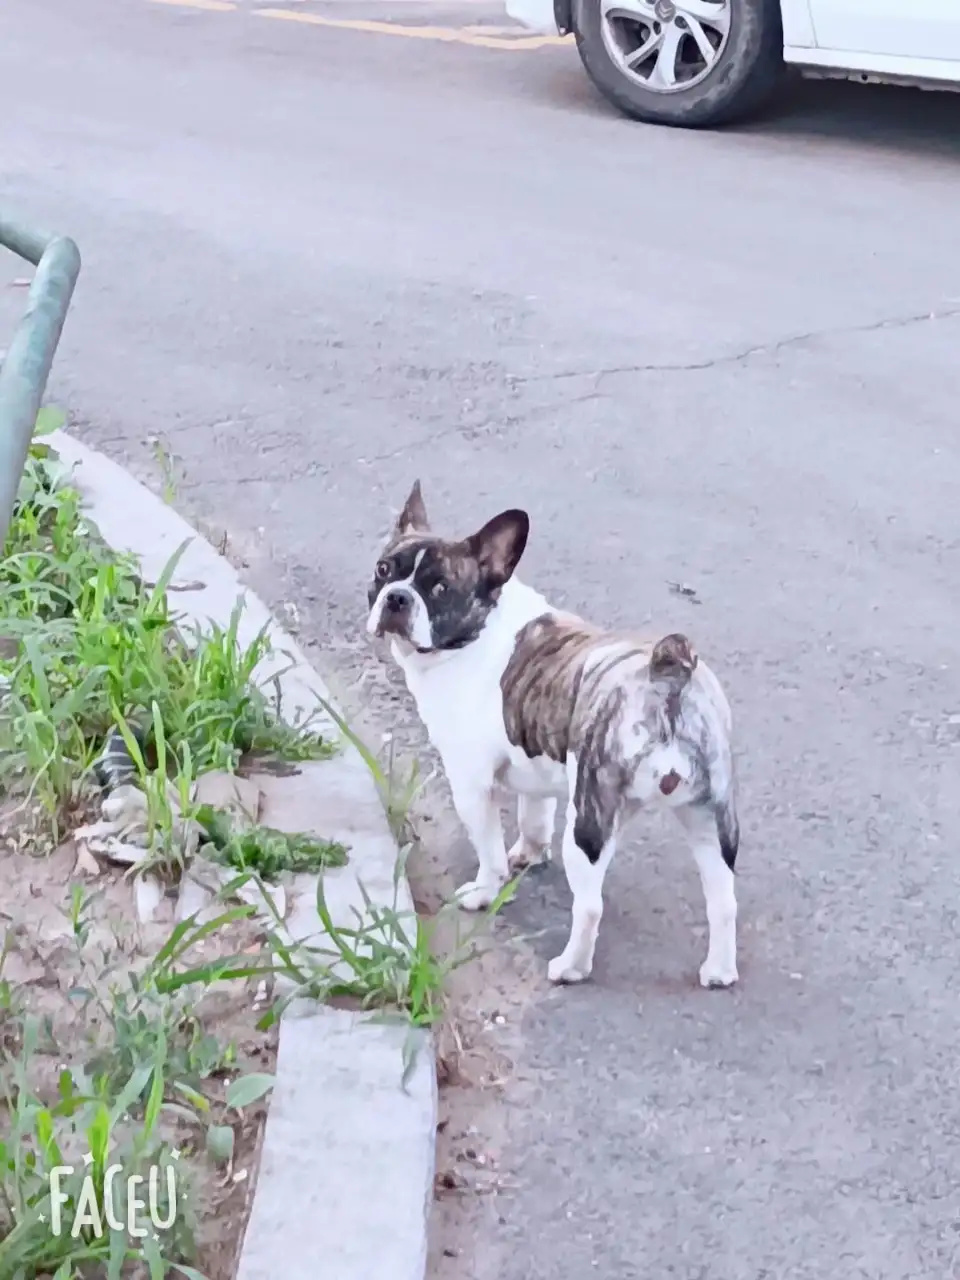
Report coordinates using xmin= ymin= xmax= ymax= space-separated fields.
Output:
xmin=500 ymin=615 xmax=650 ymax=861
xmin=500 ymin=615 xmax=720 ymax=865
xmin=500 ymin=614 xmax=653 ymax=764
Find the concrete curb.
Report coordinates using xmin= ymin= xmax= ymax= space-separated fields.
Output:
xmin=48 ymin=430 xmax=437 ymax=1280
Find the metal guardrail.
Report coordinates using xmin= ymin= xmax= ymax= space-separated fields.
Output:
xmin=0 ymin=215 xmax=81 ymax=547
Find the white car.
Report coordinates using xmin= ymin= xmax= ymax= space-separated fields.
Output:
xmin=505 ymin=0 xmax=960 ymax=127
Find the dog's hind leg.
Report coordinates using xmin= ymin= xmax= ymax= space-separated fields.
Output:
xmin=677 ymin=801 xmax=739 ymax=989
xmin=548 ymin=755 xmax=623 ymax=985
xmin=508 ymin=795 xmax=557 ymax=871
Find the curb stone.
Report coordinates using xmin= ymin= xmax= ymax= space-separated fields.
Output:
xmin=48 ymin=431 xmax=437 ymax=1280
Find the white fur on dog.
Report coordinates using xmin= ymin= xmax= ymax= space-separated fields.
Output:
xmin=385 ymin=575 xmax=739 ymax=990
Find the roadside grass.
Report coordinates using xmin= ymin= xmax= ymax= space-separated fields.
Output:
xmin=0 ymin=425 xmax=332 ymax=845
xmin=0 ymin=419 xmax=517 ymax=1275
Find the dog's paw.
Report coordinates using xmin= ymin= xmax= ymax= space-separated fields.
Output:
xmin=699 ymin=958 xmax=739 ymax=989
xmin=547 ymin=955 xmax=591 ymax=985
xmin=507 ymin=837 xmax=551 ymax=872
xmin=456 ymin=878 xmax=505 ymax=912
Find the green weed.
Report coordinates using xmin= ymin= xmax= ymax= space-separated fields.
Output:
xmin=64 ymin=886 xmax=240 ymax=1107
xmin=153 ymin=864 xmax=519 ymax=1089
xmin=197 ymin=806 xmax=349 ymax=881
xmin=0 ymin=1019 xmax=199 ymax=1280
xmin=151 ymin=436 xmax=181 ymax=506
xmin=0 ymin=888 xmax=284 ymax=1278
xmin=0 ymin=436 xmax=334 ymax=840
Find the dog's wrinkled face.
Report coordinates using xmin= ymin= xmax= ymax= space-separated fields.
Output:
xmin=366 ymin=481 xmax=529 ymax=653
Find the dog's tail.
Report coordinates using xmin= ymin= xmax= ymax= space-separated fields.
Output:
xmin=648 ymin=633 xmax=698 ymax=744
xmin=650 ymin=633 xmax=698 ymax=687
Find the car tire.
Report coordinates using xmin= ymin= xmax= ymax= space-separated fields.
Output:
xmin=572 ymin=0 xmax=783 ymax=129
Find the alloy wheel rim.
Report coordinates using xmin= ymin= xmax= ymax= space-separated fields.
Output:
xmin=599 ymin=0 xmax=732 ymax=95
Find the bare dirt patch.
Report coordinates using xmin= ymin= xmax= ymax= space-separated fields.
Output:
xmin=0 ymin=819 xmax=279 ymax=1279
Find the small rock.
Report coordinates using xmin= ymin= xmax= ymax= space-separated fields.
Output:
xmin=236 ymin=876 xmax=286 ymax=925
xmin=193 ymin=771 xmax=262 ymax=827
xmin=667 ymin=580 xmax=701 ymax=605
xmin=195 ymin=856 xmax=287 ymax=925
xmin=175 ymin=872 xmax=216 ymax=923
xmin=135 ymin=875 xmax=164 ymax=923
xmin=72 ymin=815 xmax=149 ymax=867
xmin=72 ymin=841 xmax=102 ymax=879
xmin=434 ymin=1170 xmax=467 ymax=1194
xmin=101 ymin=785 xmax=150 ymax=838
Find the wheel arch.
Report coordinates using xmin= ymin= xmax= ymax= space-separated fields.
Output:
xmin=565 ymin=0 xmax=786 ymax=40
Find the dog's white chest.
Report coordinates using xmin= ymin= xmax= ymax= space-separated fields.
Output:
xmin=391 ymin=578 xmax=560 ymax=792
xmin=394 ymin=642 xmax=504 ymax=765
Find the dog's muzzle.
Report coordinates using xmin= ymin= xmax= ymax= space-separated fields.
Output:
xmin=371 ymin=586 xmax=414 ymax=639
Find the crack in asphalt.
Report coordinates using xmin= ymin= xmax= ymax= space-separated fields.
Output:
xmin=350 ymin=305 xmax=960 ymax=467
xmin=511 ymin=305 xmax=960 ymax=388
xmin=73 ymin=308 xmax=960 ymax=477
xmin=355 ymin=390 xmax=606 ymax=466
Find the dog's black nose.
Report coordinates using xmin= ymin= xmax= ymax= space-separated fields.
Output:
xmin=385 ymin=589 xmax=409 ymax=613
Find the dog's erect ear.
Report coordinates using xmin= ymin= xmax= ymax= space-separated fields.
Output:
xmin=466 ymin=509 xmax=529 ymax=589
xmin=395 ymin=480 xmax=429 ymax=536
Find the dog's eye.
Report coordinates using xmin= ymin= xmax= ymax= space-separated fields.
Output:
xmin=431 ymin=582 xmax=447 ymax=599
xmin=375 ymin=561 xmax=390 ymax=580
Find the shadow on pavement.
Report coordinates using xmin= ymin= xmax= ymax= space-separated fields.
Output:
xmin=518 ymin=49 xmax=960 ymax=162
xmin=742 ymin=73 xmax=960 ymax=160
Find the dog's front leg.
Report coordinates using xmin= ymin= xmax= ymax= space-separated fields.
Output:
xmin=448 ymin=773 xmax=510 ymax=912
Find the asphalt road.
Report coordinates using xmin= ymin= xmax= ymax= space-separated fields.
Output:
xmin=3 ymin=2 xmax=960 ymax=1277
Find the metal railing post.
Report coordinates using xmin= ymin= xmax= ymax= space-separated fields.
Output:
xmin=0 ymin=214 xmax=81 ymax=547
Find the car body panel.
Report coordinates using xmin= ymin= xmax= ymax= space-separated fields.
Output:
xmin=505 ymin=0 xmax=563 ymax=36
xmin=780 ymin=0 xmax=817 ymax=47
xmin=505 ymin=0 xmax=818 ymax=42
xmin=505 ymin=0 xmax=960 ymax=95
xmin=785 ymin=43 xmax=960 ymax=87
xmin=808 ymin=0 xmax=960 ymax=61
